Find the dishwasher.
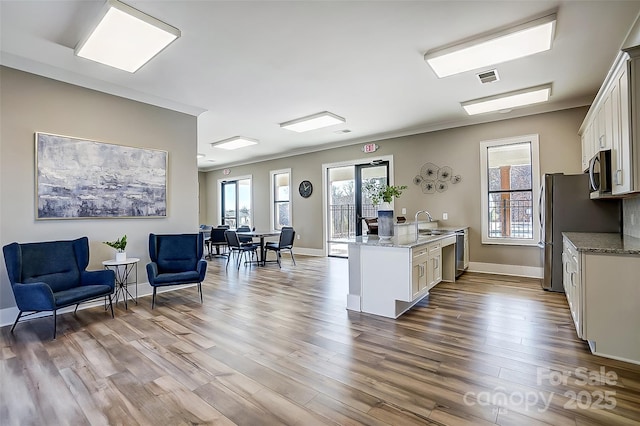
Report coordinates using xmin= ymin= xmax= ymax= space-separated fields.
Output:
xmin=455 ymin=230 xmax=466 ymax=278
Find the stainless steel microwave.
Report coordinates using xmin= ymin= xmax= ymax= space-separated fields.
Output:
xmin=588 ymin=149 xmax=612 ymax=198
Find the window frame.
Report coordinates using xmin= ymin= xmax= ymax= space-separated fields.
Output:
xmin=270 ymin=168 xmax=291 ymax=231
xmin=479 ymin=134 xmax=540 ymax=246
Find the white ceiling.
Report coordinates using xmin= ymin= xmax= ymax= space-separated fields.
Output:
xmin=2 ymin=1 xmax=640 ymax=171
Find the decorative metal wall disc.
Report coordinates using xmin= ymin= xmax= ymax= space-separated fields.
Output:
xmin=438 ymin=166 xmax=452 ymax=181
xmin=413 ymin=175 xmax=423 ymax=185
xmin=452 ymin=175 xmax=462 ymax=184
xmin=422 ymin=180 xmax=436 ymax=194
xmin=420 ymin=163 xmax=439 ymax=179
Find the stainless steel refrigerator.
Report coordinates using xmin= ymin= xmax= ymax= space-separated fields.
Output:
xmin=539 ymin=173 xmax=621 ymax=292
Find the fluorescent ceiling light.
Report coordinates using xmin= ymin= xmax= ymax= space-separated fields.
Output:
xmin=462 ymin=84 xmax=551 ymax=115
xmin=280 ymin=111 xmax=346 ymax=132
xmin=425 ymin=13 xmax=556 ymax=78
xmin=211 ymin=136 xmax=259 ymax=150
xmin=197 ymin=153 xmax=205 ymax=159
xmin=75 ymin=0 xmax=180 ymax=73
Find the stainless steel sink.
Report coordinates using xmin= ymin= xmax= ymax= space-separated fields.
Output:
xmin=418 ymin=229 xmax=452 ymax=236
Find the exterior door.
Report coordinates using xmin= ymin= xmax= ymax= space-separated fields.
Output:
xmin=355 ymin=161 xmax=389 ymax=236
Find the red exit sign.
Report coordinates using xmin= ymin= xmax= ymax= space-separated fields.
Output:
xmin=362 ymin=143 xmax=379 ymax=153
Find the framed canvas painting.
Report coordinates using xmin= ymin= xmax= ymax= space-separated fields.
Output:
xmin=35 ymin=132 xmax=168 ymax=219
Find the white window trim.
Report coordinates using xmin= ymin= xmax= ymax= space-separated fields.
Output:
xmin=270 ymin=168 xmax=291 ymax=231
xmin=217 ymin=174 xmax=253 ymax=227
xmin=479 ymin=134 xmax=540 ymax=246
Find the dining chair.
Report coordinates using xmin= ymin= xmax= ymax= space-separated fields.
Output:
xmin=224 ymin=230 xmax=258 ymax=269
xmin=237 ymin=225 xmax=257 ymax=248
xmin=208 ymin=227 xmax=229 ymax=259
xmin=264 ymin=226 xmax=296 ymax=267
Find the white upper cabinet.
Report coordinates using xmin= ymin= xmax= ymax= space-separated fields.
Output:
xmin=579 ymin=48 xmax=640 ymax=196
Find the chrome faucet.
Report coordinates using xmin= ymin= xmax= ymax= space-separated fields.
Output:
xmin=415 ymin=210 xmax=433 ymax=237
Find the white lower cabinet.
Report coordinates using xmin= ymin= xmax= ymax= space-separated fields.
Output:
xmin=427 ymin=243 xmax=442 ymax=290
xmin=563 ymin=236 xmax=640 ymax=364
xmin=411 ymin=246 xmax=428 ymax=299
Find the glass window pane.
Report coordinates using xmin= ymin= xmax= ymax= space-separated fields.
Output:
xmin=274 ymin=202 xmax=290 ymax=229
xmin=274 ymin=173 xmax=290 ymax=202
xmin=238 ymin=179 xmax=251 ymax=227
xmin=487 ymin=142 xmax=532 ymax=191
xmin=223 ymin=183 xmax=236 ymax=226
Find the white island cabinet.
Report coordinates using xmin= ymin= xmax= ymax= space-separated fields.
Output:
xmin=347 ymin=229 xmax=463 ymax=319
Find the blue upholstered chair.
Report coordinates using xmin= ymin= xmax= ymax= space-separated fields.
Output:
xmin=2 ymin=237 xmax=116 ymax=339
xmin=146 ymin=233 xmax=207 ymax=308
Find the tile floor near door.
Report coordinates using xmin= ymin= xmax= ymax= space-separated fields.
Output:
xmin=1 ymin=256 xmax=639 ymax=425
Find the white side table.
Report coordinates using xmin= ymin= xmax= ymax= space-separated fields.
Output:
xmin=102 ymin=257 xmax=140 ymax=309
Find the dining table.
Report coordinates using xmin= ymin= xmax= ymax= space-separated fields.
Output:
xmin=236 ymin=230 xmax=281 ymax=265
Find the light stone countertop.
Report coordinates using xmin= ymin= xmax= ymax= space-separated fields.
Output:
xmin=349 ymin=225 xmax=467 ymax=249
xmin=562 ymin=232 xmax=640 ymax=255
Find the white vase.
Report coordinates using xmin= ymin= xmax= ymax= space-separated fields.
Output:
xmin=115 ymin=251 xmax=126 ymax=262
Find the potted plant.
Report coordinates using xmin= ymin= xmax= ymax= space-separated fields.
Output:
xmin=104 ymin=235 xmax=127 ymax=261
xmin=363 ymin=182 xmax=408 ymax=239
xmin=363 ymin=182 xmax=408 ymax=209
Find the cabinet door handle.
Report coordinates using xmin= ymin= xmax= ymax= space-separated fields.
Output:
xmin=616 ymin=169 xmax=623 ymax=185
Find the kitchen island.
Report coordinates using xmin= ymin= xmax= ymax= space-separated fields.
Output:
xmin=347 ymin=227 xmax=467 ymax=318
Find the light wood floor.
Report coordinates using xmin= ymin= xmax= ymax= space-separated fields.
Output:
xmin=2 ymin=255 xmax=639 ymax=425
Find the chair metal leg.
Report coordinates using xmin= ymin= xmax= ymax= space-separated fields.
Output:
xmin=74 ymin=304 xmax=80 ymax=315
xmin=52 ymin=309 xmax=57 ymax=340
xmin=10 ymin=311 xmax=23 ymax=333
xmin=290 ymin=250 xmax=296 ymax=265
xmin=225 ymin=250 xmax=232 ymax=269
xmin=152 ymin=287 xmax=157 ymax=309
xmin=108 ymin=294 xmax=114 ymax=318
xmin=198 ymin=282 xmax=203 ymax=303
xmin=277 ymin=251 xmax=282 ymax=268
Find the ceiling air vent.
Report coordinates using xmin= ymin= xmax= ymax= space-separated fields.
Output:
xmin=477 ymin=69 xmax=499 ymax=84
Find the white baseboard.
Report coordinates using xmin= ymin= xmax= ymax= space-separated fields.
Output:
xmin=0 ymin=281 xmax=196 ymax=328
xmin=468 ymin=262 xmax=543 ymax=279
xmin=346 ymin=294 xmax=361 ymax=311
xmin=292 ymin=247 xmax=324 ymax=257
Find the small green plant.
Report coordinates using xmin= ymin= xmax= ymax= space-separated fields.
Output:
xmin=363 ymin=182 xmax=408 ymax=206
xmin=103 ymin=235 xmax=127 ymax=252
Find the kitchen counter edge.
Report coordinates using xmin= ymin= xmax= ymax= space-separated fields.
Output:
xmin=562 ymin=232 xmax=640 ymax=255
xmin=349 ymin=226 xmax=468 ymax=249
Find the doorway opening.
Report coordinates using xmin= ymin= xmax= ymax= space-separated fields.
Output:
xmin=325 ymin=158 xmax=391 ymax=257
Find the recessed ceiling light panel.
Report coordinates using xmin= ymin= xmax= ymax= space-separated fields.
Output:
xmin=425 ymin=13 xmax=556 ymax=78
xmin=461 ymin=84 xmax=552 ymax=115
xmin=75 ymin=0 xmax=180 ymax=73
xmin=211 ymin=136 xmax=259 ymax=150
xmin=280 ymin=111 xmax=346 ymax=132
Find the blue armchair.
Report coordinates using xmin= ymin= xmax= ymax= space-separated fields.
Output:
xmin=146 ymin=233 xmax=207 ymax=308
xmin=2 ymin=237 xmax=115 ymax=339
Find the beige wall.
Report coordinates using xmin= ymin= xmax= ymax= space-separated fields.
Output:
xmin=202 ymin=107 xmax=588 ymax=269
xmin=0 ymin=67 xmax=199 ymax=310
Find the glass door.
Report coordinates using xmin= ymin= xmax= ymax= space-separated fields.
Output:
xmin=221 ymin=178 xmax=252 ymax=228
xmin=355 ymin=161 xmax=389 ymax=236
xmin=326 ymin=161 xmax=389 ymax=257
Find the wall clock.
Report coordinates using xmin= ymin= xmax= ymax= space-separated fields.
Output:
xmin=299 ymin=180 xmax=313 ymax=198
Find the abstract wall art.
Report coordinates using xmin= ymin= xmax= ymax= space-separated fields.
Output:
xmin=36 ymin=132 xmax=167 ymax=219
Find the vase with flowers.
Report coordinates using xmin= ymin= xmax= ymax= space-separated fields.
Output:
xmin=363 ymin=182 xmax=408 ymax=240
xmin=104 ymin=235 xmax=127 ymax=261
